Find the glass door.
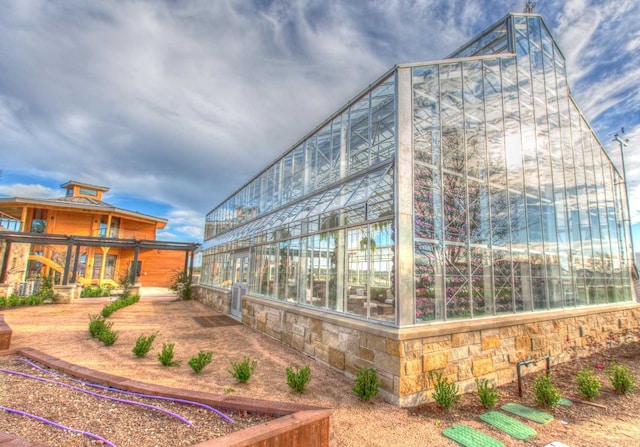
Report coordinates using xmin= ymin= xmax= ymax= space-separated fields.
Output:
xmin=231 ymin=251 xmax=249 ymax=317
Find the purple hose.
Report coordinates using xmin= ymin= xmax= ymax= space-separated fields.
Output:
xmin=0 ymin=405 xmax=117 ymax=447
xmin=0 ymin=367 xmax=192 ymax=426
xmin=18 ymin=357 xmax=235 ymax=423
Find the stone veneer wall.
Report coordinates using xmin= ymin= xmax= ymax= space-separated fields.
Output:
xmin=194 ymin=285 xmax=231 ymax=315
xmin=193 ymin=286 xmax=640 ymax=407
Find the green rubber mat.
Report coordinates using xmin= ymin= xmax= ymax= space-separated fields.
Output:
xmin=479 ymin=411 xmax=537 ymax=440
xmin=501 ymin=403 xmax=553 ymax=424
xmin=558 ymin=398 xmax=572 ymax=406
xmin=442 ymin=424 xmax=505 ymax=447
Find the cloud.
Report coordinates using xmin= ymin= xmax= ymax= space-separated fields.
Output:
xmin=0 ymin=182 xmax=59 ymax=198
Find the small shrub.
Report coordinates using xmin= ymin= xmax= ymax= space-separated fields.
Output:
xmin=81 ymin=285 xmax=110 ymax=298
xmin=88 ymin=314 xmax=108 ymax=338
xmin=189 ymin=350 xmax=213 ymax=374
xmin=476 ymin=378 xmax=498 ymax=408
xmin=576 ymin=367 xmax=601 ymax=400
xmin=533 ymin=374 xmax=561 ymax=409
xmin=158 ymin=342 xmax=180 ymax=367
xmin=352 ymin=367 xmax=379 ymax=402
xmin=431 ymin=371 xmax=461 ymax=410
xmin=132 ymin=332 xmax=159 ymax=358
xmin=170 ymin=270 xmax=192 ymax=300
xmin=35 ymin=275 xmax=56 ymax=301
xmin=607 ymin=361 xmax=636 ymax=395
xmin=286 ymin=365 xmax=311 ymax=393
xmin=101 ymin=294 xmax=140 ymax=318
xmin=228 ymin=356 xmax=257 ymax=383
xmin=98 ymin=328 xmax=119 ymax=346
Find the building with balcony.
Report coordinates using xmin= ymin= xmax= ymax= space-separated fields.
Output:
xmin=0 ymin=180 xmax=197 ymax=290
xmin=196 ymin=12 xmax=638 ymax=405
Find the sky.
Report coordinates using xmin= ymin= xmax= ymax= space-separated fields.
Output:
xmin=1 ymin=0 xmax=639 ymax=252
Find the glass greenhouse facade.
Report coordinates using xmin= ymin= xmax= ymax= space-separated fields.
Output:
xmin=200 ymin=13 xmax=634 ymax=328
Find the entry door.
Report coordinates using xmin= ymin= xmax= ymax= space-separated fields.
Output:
xmin=230 ymin=252 xmax=249 ymax=317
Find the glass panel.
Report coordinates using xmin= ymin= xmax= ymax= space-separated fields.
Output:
xmin=445 ymin=244 xmax=470 ymax=319
xmin=450 ymin=18 xmax=509 ymax=58
xmin=316 ymin=124 xmax=332 ymax=190
xmin=370 ymin=76 xmax=395 ymax=164
xmin=415 ymin=242 xmax=440 ymax=321
xmin=348 ymin=96 xmax=370 ymax=176
xmin=413 ymin=66 xmax=440 ymax=166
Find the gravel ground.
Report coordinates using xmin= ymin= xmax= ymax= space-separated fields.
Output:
xmin=0 ymin=355 xmax=272 ymax=446
xmin=1 ymin=292 xmax=640 ymax=446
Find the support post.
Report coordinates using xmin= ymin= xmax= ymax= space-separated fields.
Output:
xmin=62 ymin=238 xmax=73 ymax=285
xmin=0 ymin=241 xmax=10 ymax=283
xmin=131 ymin=243 xmax=140 ymax=285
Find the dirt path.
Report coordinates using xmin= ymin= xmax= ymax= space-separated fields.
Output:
xmin=2 ymin=293 xmax=640 ymax=446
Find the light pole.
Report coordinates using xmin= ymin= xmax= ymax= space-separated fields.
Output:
xmin=613 ymin=129 xmax=637 ymax=278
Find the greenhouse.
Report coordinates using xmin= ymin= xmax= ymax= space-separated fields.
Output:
xmin=196 ymin=13 xmax=637 ymax=405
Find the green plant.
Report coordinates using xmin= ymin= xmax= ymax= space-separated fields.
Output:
xmin=476 ymin=378 xmax=498 ymax=408
xmin=576 ymin=366 xmax=601 ymax=400
xmin=228 ymin=356 xmax=257 ymax=383
xmin=607 ymin=361 xmax=636 ymax=395
xmin=188 ymin=350 xmax=213 ymax=374
xmin=101 ymin=294 xmax=140 ymax=318
xmin=224 ymin=387 xmax=235 ymax=394
xmin=352 ymin=367 xmax=379 ymax=402
xmin=132 ymin=332 xmax=159 ymax=358
xmin=169 ymin=270 xmax=193 ymax=300
xmin=158 ymin=342 xmax=180 ymax=367
xmin=533 ymin=374 xmax=562 ymax=409
xmin=286 ymin=365 xmax=311 ymax=393
xmin=99 ymin=328 xmax=119 ymax=346
xmin=81 ymin=285 xmax=111 ymax=298
xmin=431 ymin=371 xmax=461 ymax=410
xmin=35 ymin=275 xmax=56 ymax=301
xmin=88 ymin=314 xmax=108 ymax=338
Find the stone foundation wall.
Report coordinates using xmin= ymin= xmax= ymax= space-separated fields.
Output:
xmin=193 ymin=284 xmax=231 ymax=315
xmin=193 ymin=286 xmax=640 ymax=407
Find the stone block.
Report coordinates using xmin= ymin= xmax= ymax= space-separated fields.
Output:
xmin=292 ymin=324 xmax=305 ymax=337
xmin=423 ymin=351 xmax=450 ymax=372
xmin=499 ymin=326 xmax=518 ymax=338
xmin=450 ymin=345 xmax=470 ymax=361
xmin=481 ymin=335 xmax=500 ymax=351
xmin=366 ymin=333 xmax=387 ymax=352
xmin=386 ymin=339 xmax=404 ymax=357
xmin=303 ymin=343 xmax=315 ymax=356
xmin=322 ymin=329 xmax=339 ymax=347
xmin=458 ymin=359 xmax=473 ymax=380
xmin=515 ymin=336 xmax=530 ymax=351
xmin=509 ymin=351 xmax=527 ymax=364
xmin=400 ymin=373 xmax=428 ymax=395
xmin=292 ymin=334 xmax=305 ymax=351
xmin=377 ymin=370 xmax=395 ymax=393
xmin=328 ymin=348 xmax=345 ymax=370
xmin=472 ymin=358 xmax=493 ymax=377
xmin=374 ymin=351 xmax=401 ymax=374
xmin=405 ymin=359 xmax=422 ymax=376
xmin=403 ymin=339 xmax=423 ymax=353
xmin=359 ymin=347 xmax=375 ymax=362
xmin=423 ymin=340 xmax=451 ymax=353
xmin=452 ymin=331 xmax=480 ymax=347
xmin=530 ymin=335 xmax=547 ymax=350
xmin=315 ymin=346 xmax=328 ymax=363
xmin=310 ymin=318 xmax=323 ymax=335
xmin=339 ymin=331 xmax=360 ymax=354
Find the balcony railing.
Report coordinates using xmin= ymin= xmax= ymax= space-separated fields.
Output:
xmin=0 ymin=215 xmax=22 ymax=232
xmin=93 ymin=228 xmax=154 ymax=240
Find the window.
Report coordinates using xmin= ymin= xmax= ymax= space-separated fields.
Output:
xmin=30 ymin=209 xmax=47 ymax=233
